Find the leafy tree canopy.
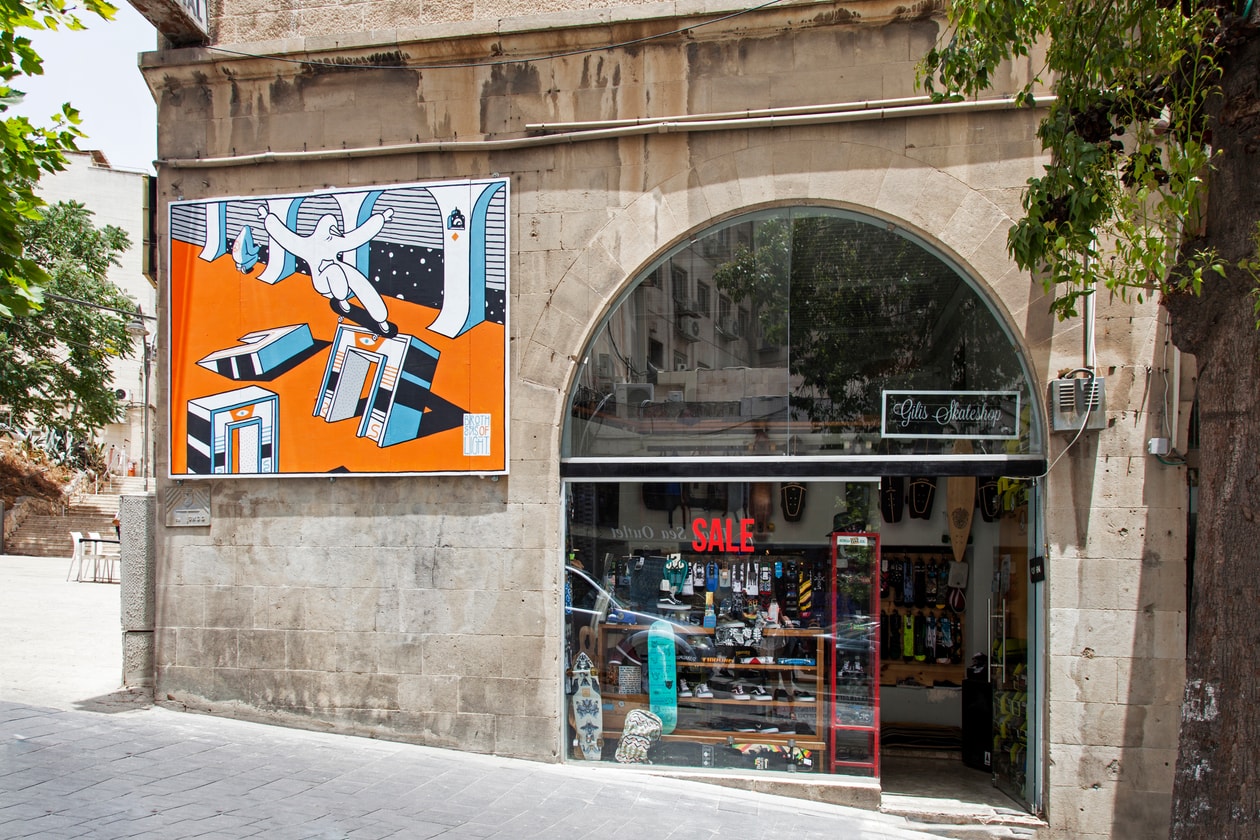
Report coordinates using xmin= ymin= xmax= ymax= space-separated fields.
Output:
xmin=0 ymin=200 xmax=135 ymax=440
xmin=920 ymin=3 xmax=1260 ymax=838
xmin=0 ymin=0 xmax=117 ymax=318
xmin=919 ymin=0 xmax=1232 ymax=317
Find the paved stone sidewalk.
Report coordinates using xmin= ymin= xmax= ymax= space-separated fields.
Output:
xmin=0 ymin=555 xmax=943 ymax=839
xmin=0 ymin=701 xmax=945 ymax=840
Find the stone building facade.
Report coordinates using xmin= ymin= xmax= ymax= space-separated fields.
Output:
xmin=134 ymin=0 xmax=1190 ymax=837
xmin=37 ymin=151 xmax=156 ymax=477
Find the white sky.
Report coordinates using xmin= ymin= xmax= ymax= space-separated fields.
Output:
xmin=12 ymin=2 xmax=158 ymax=174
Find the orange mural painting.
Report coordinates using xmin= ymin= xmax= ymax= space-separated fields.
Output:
xmin=167 ymin=179 xmax=509 ymax=477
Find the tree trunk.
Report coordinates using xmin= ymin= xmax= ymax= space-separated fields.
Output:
xmin=1164 ymin=27 xmax=1260 ymax=840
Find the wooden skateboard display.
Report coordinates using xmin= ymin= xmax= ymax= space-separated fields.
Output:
xmin=571 ymin=652 xmax=603 ymax=759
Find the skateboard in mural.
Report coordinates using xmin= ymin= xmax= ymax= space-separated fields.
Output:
xmin=570 ymin=652 xmax=603 ymax=760
xmin=330 ymin=296 xmax=398 ymax=338
xmin=647 ymin=619 xmax=678 ymax=735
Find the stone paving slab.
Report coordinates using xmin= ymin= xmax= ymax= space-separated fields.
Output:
xmin=0 ymin=554 xmax=947 ymax=839
xmin=0 ymin=702 xmax=945 ymax=839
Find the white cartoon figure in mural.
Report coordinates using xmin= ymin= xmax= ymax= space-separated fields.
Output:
xmin=257 ymin=204 xmax=397 ymax=336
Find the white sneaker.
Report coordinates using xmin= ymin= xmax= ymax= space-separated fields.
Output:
xmin=678 ymin=679 xmax=693 ymax=698
xmin=695 ymin=683 xmax=714 ymax=699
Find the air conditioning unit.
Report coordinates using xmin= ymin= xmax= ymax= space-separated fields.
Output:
xmin=717 ymin=316 xmax=742 ymax=339
xmin=677 ymin=316 xmax=701 ymax=341
xmin=1049 ymin=375 xmax=1106 ymax=432
xmin=615 ymin=382 xmax=655 ymax=418
xmin=114 ymin=388 xmax=135 ymax=402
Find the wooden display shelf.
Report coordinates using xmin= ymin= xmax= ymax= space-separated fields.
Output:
xmin=879 ymin=660 xmax=964 ymax=687
xmin=604 ymin=692 xmax=816 ymax=708
xmin=599 ymin=728 xmax=825 ymax=749
xmin=601 ymin=623 xmax=714 ymax=634
xmin=597 ymin=620 xmax=826 ymax=743
xmin=678 ymin=662 xmax=815 ymax=672
xmin=603 ymin=624 xmax=818 ymax=638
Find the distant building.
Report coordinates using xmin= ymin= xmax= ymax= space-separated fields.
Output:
xmin=38 ymin=150 xmax=156 ymax=477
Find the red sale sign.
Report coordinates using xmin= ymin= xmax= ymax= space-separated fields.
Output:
xmin=691 ymin=517 xmax=756 ymax=553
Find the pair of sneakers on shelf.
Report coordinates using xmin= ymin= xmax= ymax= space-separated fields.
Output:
xmin=725 ymin=683 xmax=771 ymax=701
xmin=773 ymin=685 xmax=816 ymax=703
xmin=679 ymin=679 xmax=771 ymax=701
xmin=679 ymin=679 xmax=714 ymax=699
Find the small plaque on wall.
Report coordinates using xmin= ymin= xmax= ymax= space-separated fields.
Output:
xmin=165 ymin=485 xmax=211 ymax=527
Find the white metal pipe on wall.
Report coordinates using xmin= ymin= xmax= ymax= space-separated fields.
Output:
xmin=160 ymin=95 xmax=1056 ymax=169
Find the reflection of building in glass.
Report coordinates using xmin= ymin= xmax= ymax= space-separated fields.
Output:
xmin=568 ymin=212 xmax=1034 ymax=460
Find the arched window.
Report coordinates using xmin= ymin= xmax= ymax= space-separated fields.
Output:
xmin=563 ymin=207 xmax=1043 ymax=478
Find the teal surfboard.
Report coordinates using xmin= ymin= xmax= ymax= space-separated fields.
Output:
xmin=647 ymin=620 xmax=678 ymax=734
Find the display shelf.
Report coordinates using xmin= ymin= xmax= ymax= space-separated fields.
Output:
xmin=879 ymin=661 xmax=964 ymax=687
xmin=992 ymin=687 xmax=1028 ymax=791
xmin=663 ymin=729 xmax=825 ymax=746
xmin=990 ymin=582 xmax=1029 ymax=801
xmin=597 ymin=616 xmax=826 ymax=755
xmin=878 ymin=546 xmax=966 ymax=687
xmin=607 ymin=696 xmax=818 ymax=709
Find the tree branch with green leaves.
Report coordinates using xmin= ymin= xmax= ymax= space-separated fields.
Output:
xmin=0 ymin=0 xmax=117 ymax=318
xmin=919 ymin=0 xmax=1226 ymax=318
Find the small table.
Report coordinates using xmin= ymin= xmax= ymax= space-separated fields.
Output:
xmin=77 ymin=537 xmax=121 ymax=583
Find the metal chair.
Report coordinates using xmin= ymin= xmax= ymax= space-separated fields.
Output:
xmin=89 ymin=530 xmax=120 ymax=582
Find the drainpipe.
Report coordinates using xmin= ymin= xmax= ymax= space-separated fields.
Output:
xmin=524 ymin=94 xmax=943 ymax=132
xmin=1083 ymin=278 xmax=1097 ymax=372
xmin=160 ymin=95 xmax=1056 ymax=169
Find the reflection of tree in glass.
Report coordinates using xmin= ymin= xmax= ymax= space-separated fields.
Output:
xmin=712 ymin=214 xmax=1026 ymax=432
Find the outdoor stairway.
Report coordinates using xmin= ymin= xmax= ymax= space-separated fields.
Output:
xmin=3 ymin=476 xmax=150 ymax=558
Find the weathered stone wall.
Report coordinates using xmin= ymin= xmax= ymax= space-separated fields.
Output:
xmin=1038 ymin=298 xmax=1189 ymax=839
xmin=204 ymin=0 xmax=946 ymax=48
xmin=144 ymin=3 xmax=1188 ymax=835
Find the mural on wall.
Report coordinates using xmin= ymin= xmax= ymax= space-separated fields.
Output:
xmin=168 ymin=178 xmax=509 ymax=477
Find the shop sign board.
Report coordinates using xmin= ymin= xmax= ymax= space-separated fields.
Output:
xmin=881 ymin=390 xmax=1020 ymax=440
xmin=167 ymin=178 xmax=510 ymax=477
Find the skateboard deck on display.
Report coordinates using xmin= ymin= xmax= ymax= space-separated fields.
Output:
xmin=946 ymin=439 xmax=977 ymax=563
xmin=570 ymin=652 xmax=603 ymax=760
xmin=647 ymin=620 xmax=678 ymax=735
xmin=330 ymin=297 xmax=398 ymax=337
